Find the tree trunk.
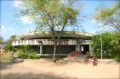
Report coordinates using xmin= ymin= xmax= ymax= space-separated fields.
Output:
xmin=53 ymin=40 xmax=57 ymax=63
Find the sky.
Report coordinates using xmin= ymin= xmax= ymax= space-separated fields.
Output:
xmin=0 ymin=0 xmax=118 ymax=41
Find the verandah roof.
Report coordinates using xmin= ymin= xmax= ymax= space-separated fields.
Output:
xmin=15 ymin=31 xmax=94 ymax=40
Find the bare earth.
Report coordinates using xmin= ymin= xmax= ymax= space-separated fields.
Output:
xmin=1 ymin=59 xmax=120 ymax=79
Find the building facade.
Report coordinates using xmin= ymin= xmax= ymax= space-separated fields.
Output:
xmin=12 ymin=31 xmax=94 ymax=56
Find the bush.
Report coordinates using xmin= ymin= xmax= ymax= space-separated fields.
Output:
xmin=28 ymin=53 xmax=40 ymax=59
xmin=18 ymin=51 xmax=28 ymax=58
xmin=4 ymin=44 xmax=17 ymax=52
xmin=18 ymin=51 xmax=40 ymax=59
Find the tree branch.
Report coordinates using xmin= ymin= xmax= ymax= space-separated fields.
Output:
xmin=57 ymin=13 xmax=69 ymax=43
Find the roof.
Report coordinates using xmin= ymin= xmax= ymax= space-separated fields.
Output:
xmin=15 ymin=31 xmax=94 ymax=40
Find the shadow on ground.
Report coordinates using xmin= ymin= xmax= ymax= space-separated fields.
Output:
xmin=1 ymin=72 xmax=77 ymax=79
xmin=0 ymin=62 xmax=13 ymax=70
xmin=0 ymin=62 xmax=20 ymax=70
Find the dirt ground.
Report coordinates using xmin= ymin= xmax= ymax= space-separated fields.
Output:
xmin=0 ymin=59 xmax=120 ymax=79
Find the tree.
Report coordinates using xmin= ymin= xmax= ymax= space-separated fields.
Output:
xmin=114 ymin=31 xmax=120 ymax=50
xmin=93 ymin=3 xmax=120 ymax=31
xmin=18 ymin=0 xmax=80 ymax=62
xmin=5 ymin=35 xmax=16 ymax=44
xmin=4 ymin=35 xmax=16 ymax=53
xmin=91 ymin=31 xmax=119 ymax=59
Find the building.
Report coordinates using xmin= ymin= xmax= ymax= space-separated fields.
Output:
xmin=12 ymin=31 xmax=94 ymax=56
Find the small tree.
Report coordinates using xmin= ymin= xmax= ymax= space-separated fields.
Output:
xmin=17 ymin=0 xmax=81 ymax=62
xmin=4 ymin=44 xmax=16 ymax=52
xmin=4 ymin=35 xmax=16 ymax=54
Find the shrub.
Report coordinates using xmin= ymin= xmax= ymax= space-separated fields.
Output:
xmin=18 ymin=50 xmax=40 ymax=59
xmin=28 ymin=53 xmax=33 ymax=59
xmin=28 ymin=53 xmax=40 ymax=59
xmin=33 ymin=54 xmax=40 ymax=59
xmin=18 ymin=51 xmax=28 ymax=58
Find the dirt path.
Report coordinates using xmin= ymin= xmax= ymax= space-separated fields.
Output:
xmin=1 ymin=59 xmax=120 ymax=79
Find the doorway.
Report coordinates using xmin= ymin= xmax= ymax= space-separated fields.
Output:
xmin=80 ymin=45 xmax=89 ymax=55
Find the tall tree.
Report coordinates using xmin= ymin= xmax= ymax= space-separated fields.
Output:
xmin=93 ymin=3 xmax=120 ymax=31
xmin=18 ymin=0 xmax=80 ymax=62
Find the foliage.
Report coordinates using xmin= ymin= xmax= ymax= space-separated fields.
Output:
xmin=114 ymin=31 xmax=120 ymax=45
xmin=19 ymin=45 xmax=33 ymax=53
xmin=93 ymin=2 xmax=120 ymax=60
xmin=18 ymin=50 xmax=40 ymax=59
xmin=91 ymin=31 xmax=119 ymax=58
xmin=4 ymin=35 xmax=16 ymax=53
xmin=113 ymin=31 xmax=120 ymax=61
xmin=4 ymin=35 xmax=17 ymax=61
xmin=4 ymin=43 xmax=16 ymax=52
xmin=27 ymin=53 xmax=40 ymax=59
xmin=18 ymin=50 xmax=28 ymax=58
xmin=18 ymin=0 xmax=79 ymax=31
xmin=17 ymin=45 xmax=39 ymax=59
xmin=93 ymin=3 xmax=120 ymax=31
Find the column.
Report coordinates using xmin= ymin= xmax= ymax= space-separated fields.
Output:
xmin=81 ymin=46 xmax=84 ymax=51
xmin=78 ymin=44 xmax=80 ymax=51
xmin=89 ymin=44 xmax=92 ymax=54
xmin=39 ymin=41 xmax=43 ymax=55
xmin=75 ymin=45 xmax=77 ymax=51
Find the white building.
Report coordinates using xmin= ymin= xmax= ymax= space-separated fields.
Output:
xmin=12 ymin=31 xmax=94 ymax=56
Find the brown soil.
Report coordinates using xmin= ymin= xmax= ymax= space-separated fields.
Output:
xmin=1 ymin=59 xmax=120 ymax=79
